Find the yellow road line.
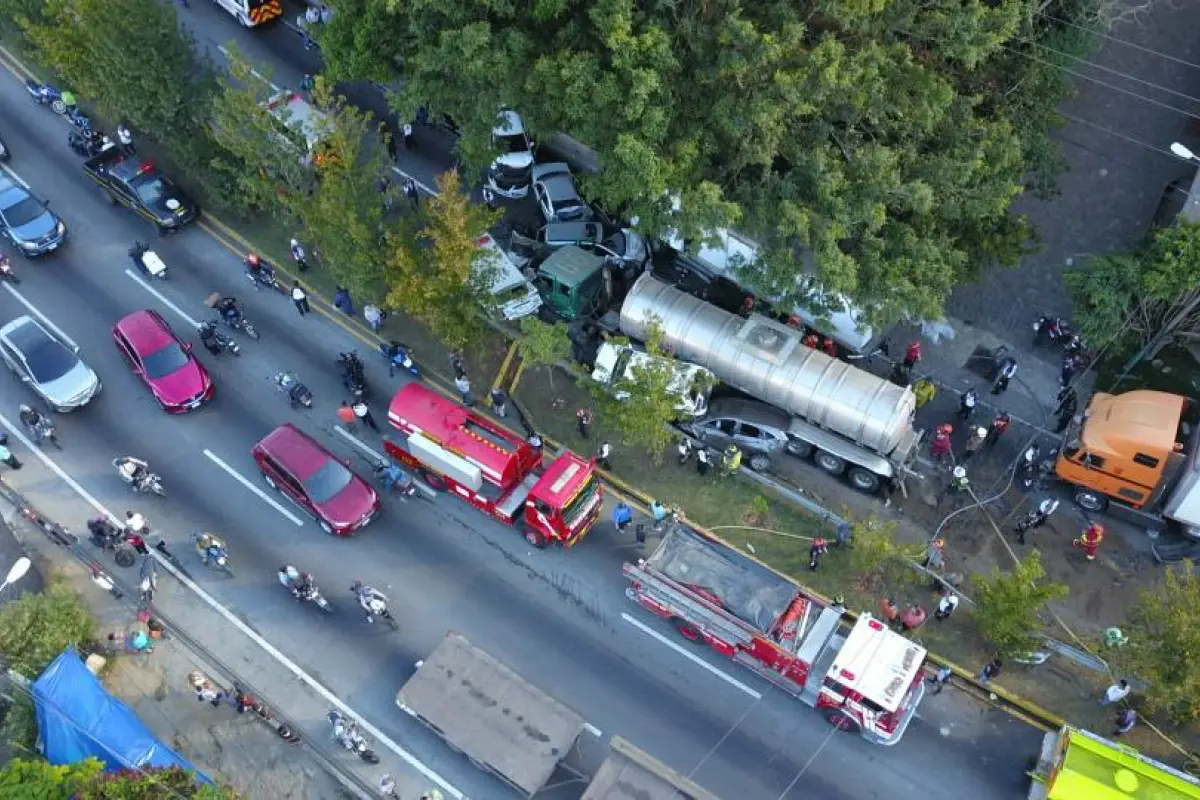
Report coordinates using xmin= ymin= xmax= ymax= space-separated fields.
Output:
xmin=490 ymin=341 xmax=518 ymax=397
xmin=0 ymin=43 xmax=36 ymax=80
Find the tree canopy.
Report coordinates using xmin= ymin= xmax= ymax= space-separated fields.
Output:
xmin=0 ymin=758 xmax=241 ymax=799
xmin=970 ymin=551 xmax=1067 ymax=659
xmin=1066 ymin=222 xmax=1200 ymax=358
xmin=1113 ymin=562 xmax=1200 ymax=723
xmin=320 ymin=0 xmax=1090 ymax=324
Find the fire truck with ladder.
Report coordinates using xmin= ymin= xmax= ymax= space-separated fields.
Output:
xmin=386 ymin=383 xmax=603 ymax=548
xmin=625 ymin=524 xmax=927 ymax=743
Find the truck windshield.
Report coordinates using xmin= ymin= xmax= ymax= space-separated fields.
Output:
xmin=561 ymin=473 xmax=600 ymax=530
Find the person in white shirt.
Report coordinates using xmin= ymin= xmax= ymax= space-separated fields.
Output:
xmin=934 ymin=592 xmax=959 ymax=620
xmin=1101 ymin=679 xmax=1131 ymax=706
xmin=291 ymin=281 xmax=310 ymax=316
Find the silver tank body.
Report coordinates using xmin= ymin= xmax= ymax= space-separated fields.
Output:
xmin=620 ymin=275 xmax=915 ymax=456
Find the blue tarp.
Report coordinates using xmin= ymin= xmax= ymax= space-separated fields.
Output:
xmin=33 ymin=648 xmax=212 ymax=783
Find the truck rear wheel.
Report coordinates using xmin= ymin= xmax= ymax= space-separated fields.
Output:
xmin=670 ymin=617 xmax=702 ymax=642
xmin=823 ymin=708 xmax=860 ymax=733
xmin=523 ymin=528 xmax=547 ymax=548
xmin=1074 ymin=489 xmax=1108 ymax=512
xmin=421 ymin=470 xmax=446 ymax=492
xmin=814 ymin=450 xmax=846 ymax=476
xmin=847 ymin=467 xmax=881 ymax=494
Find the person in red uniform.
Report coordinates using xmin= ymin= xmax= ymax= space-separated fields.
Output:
xmin=904 ymin=341 xmax=922 ymax=369
xmin=930 ymin=424 xmax=953 ymax=464
xmin=1073 ymin=522 xmax=1105 ymax=561
xmin=821 ymin=337 xmax=838 ymax=358
xmin=802 ymin=332 xmax=820 ymax=349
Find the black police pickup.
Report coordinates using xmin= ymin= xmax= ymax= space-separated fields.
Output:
xmin=83 ymin=149 xmax=197 ymax=233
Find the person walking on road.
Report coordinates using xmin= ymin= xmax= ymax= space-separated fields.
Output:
xmin=352 ymin=400 xmax=379 ymax=432
xmin=928 ymin=665 xmax=952 ymax=695
xmin=960 ymin=427 xmax=987 ymax=461
xmin=334 ymin=287 xmax=355 ymax=316
xmin=449 ymin=350 xmax=465 ymax=379
xmin=336 ymin=402 xmax=356 ymax=431
xmin=597 ymin=441 xmax=613 ymax=470
xmin=404 ymin=179 xmax=420 ymax=210
xmin=903 ymin=340 xmax=922 ymax=370
xmin=0 ymin=438 xmax=20 ymax=470
xmin=116 ymin=122 xmax=135 ymax=155
xmin=923 ymin=538 xmax=946 ymax=571
xmin=290 ymin=281 xmax=310 ymax=316
xmin=958 ymin=388 xmax=978 ymax=421
xmin=1074 ymin=521 xmax=1105 ymax=561
xmin=402 ymin=122 xmax=414 ymax=150
xmin=913 ymin=376 xmax=936 ymax=409
xmin=929 ymin=423 xmax=953 ymax=465
xmin=1061 ymin=352 xmax=1081 ymax=386
xmin=364 ymin=303 xmax=385 ymax=332
xmin=992 ymin=358 xmax=1017 ymax=395
xmin=881 ymin=596 xmax=901 ymax=629
xmin=613 ymin=502 xmax=633 ymax=533
xmin=696 ymin=447 xmax=711 ymax=476
xmin=934 ymin=591 xmax=959 ymax=620
xmin=984 ymin=413 xmax=1011 ymax=448
xmin=1113 ymin=708 xmax=1137 ymax=737
xmin=455 ymin=374 xmax=474 ymax=407
xmin=1014 ymin=498 xmax=1058 ymax=545
xmin=576 ymin=407 xmax=593 ymax=438
xmin=1101 ymin=679 xmax=1131 ymax=706
xmin=1055 ymin=387 xmax=1078 ymax=433
xmin=378 ymin=774 xmax=399 ymax=798
xmin=808 ymin=537 xmax=828 ymax=571
xmin=490 ymin=388 xmax=508 ymax=417
xmin=721 ymin=443 xmax=742 ymax=476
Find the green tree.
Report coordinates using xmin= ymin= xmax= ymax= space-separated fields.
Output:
xmin=1066 ymin=223 xmax=1200 ymax=358
xmin=317 ymin=0 xmax=402 ymax=85
xmin=844 ymin=515 xmax=919 ymax=595
xmin=0 ymin=758 xmax=242 ymax=799
xmin=971 ymin=551 xmax=1067 ymax=659
xmin=206 ymin=50 xmax=316 ymax=218
xmin=20 ymin=0 xmax=209 ymax=146
xmin=1112 ymin=562 xmax=1200 ymax=723
xmin=385 ymin=170 xmax=499 ymax=350
xmin=319 ymin=0 xmax=1089 ymax=324
xmin=590 ymin=323 xmax=708 ymax=462
xmin=0 ymin=585 xmax=95 ymax=677
xmin=516 ymin=318 xmax=573 ymax=389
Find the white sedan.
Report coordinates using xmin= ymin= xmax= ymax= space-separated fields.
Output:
xmin=591 ymin=341 xmax=712 ymax=417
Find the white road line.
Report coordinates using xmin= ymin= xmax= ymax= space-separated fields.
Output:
xmin=621 ymin=613 xmax=762 ymax=700
xmin=124 ymin=270 xmax=201 ymax=328
xmin=0 ymin=414 xmax=464 ymax=799
xmin=3 ymin=284 xmax=78 ymax=349
xmin=201 ymin=449 xmax=305 ymax=527
xmin=0 ymin=162 xmax=29 ymax=189
xmin=390 ymin=166 xmax=438 ymax=197
xmin=215 ymin=45 xmax=282 ymax=92
xmin=583 ymin=722 xmax=603 ymax=738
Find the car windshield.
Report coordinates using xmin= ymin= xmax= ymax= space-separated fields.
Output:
xmin=2 ymin=197 xmax=46 ymax=228
xmin=142 ymin=342 xmax=189 ymax=379
xmin=131 ymin=174 xmax=169 ymax=206
xmin=24 ymin=337 xmax=77 ymax=384
xmin=496 ymin=133 xmax=529 ymax=154
xmin=303 ymin=459 xmax=354 ymax=505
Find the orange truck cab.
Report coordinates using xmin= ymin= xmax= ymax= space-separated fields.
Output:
xmin=1056 ymin=390 xmax=1200 ymax=537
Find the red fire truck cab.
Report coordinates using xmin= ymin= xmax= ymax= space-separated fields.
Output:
xmin=386 ymin=383 xmax=603 ymax=547
xmin=624 ymin=525 xmax=927 ymax=744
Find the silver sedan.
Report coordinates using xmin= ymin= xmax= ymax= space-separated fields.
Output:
xmin=0 ymin=316 xmax=100 ymax=411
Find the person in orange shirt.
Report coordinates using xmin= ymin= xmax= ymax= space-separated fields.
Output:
xmin=1073 ymin=522 xmax=1104 ymax=561
xmin=336 ymin=401 xmax=356 ymax=431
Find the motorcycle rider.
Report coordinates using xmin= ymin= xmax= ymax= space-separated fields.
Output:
xmin=18 ymin=404 xmax=45 ymax=435
xmin=281 ymin=567 xmax=314 ymax=601
xmin=193 ymin=532 xmax=226 ymax=566
xmin=215 ymin=296 xmax=241 ymax=326
xmin=116 ymin=456 xmax=149 ymax=489
xmin=375 ymin=460 xmax=410 ymax=494
xmin=351 ymin=580 xmax=389 ymax=623
xmin=87 ymin=516 xmax=122 ymax=547
xmin=197 ymin=321 xmax=222 ymax=355
xmin=245 ymin=254 xmax=275 ymax=286
xmin=125 ymin=510 xmax=148 ymax=535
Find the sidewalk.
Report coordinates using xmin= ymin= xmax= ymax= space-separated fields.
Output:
xmin=0 ymin=493 xmax=432 ymax=800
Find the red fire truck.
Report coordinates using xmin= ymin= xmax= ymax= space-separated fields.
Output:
xmin=624 ymin=525 xmax=927 ymax=744
xmin=386 ymin=383 xmax=603 ymax=547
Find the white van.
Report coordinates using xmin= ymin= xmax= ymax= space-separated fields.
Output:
xmin=664 ymin=225 xmax=876 ymax=354
xmin=263 ymin=91 xmax=328 ymax=161
xmin=475 ymin=234 xmax=542 ymax=321
xmin=486 ymin=111 xmax=535 ymax=199
xmin=591 ymin=341 xmax=712 ymax=417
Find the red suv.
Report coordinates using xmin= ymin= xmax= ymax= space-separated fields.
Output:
xmin=251 ymin=424 xmax=380 ymax=536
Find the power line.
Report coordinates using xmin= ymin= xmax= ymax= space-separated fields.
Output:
xmin=1056 ymin=110 xmax=1182 ymax=159
xmin=1038 ymin=11 xmax=1200 ymax=73
xmin=1019 ymin=37 xmax=1200 ymax=107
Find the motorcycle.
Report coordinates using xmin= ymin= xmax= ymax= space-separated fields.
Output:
xmin=25 ymin=416 xmax=60 ymax=449
xmin=219 ymin=310 xmax=259 ymax=341
xmin=87 ymin=517 xmax=145 ymax=568
xmin=350 ymin=580 xmax=397 ymax=628
xmin=1033 ymin=314 xmax=1072 ymax=347
xmin=245 ymin=263 xmax=285 ymax=294
xmin=190 ymin=532 xmax=233 ymax=576
xmin=278 ymin=565 xmax=333 ymax=612
xmin=198 ymin=321 xmax=239 ymax=356
xmin=1019 ymin=444 xmax=1058 ymax=490
xmin=271 ymin=371 xmax=313 ymax=408
xmin=112 ymin=457 xmax=167 ymax=496
xmin=68 ymin=129 xmax=113 ymax=159
xmin=24 ymin=78 xmax=70 ymax=114
xmin=327 ymin=711 xmax=379 ymax=764
xmin=370 ymin=458 xmax=417 ymax=498
xmin=129 ymin=241 xmax=167 ymax=280
xmin=338 ymin=352 xmax=367 ymax=399
xmin=0 ymin=255 xmax=20 ymax=284
xmin=378 ymin=341 xmax=421 ymax=379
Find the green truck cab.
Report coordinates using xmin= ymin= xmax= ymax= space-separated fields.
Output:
xmin=532 ymin=245 xmax=609 ymax=321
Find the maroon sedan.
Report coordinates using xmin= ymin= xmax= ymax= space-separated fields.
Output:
xmin=113 ymin=309 xmax=213 ymax=413
xmin=252 ymin=423 xmax=381 ymax=536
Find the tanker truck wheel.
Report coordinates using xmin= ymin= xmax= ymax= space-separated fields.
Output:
xmin=814 ymin=450 xmax=846 ymax=476
xmin=847 ymin=467 xmax=880 ymax=494
xmin=822 ymin=708 xmax=861 ymax=733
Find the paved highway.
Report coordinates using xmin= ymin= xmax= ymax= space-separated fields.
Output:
xmin=0 ymin=14 xmax=1041 ymax=799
